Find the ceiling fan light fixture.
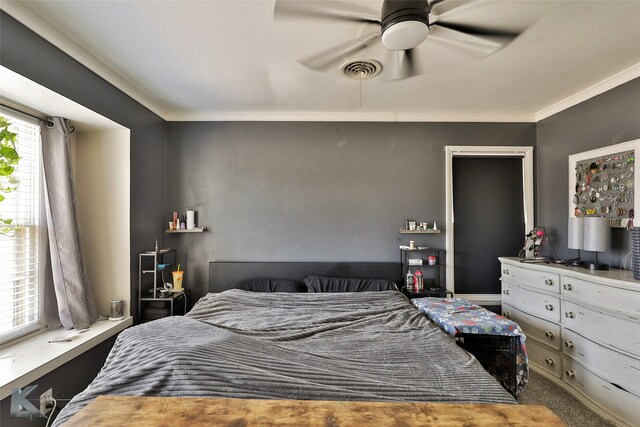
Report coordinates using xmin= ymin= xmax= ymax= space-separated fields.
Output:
xmin=381 ymin=20 xmax=429 ymax=50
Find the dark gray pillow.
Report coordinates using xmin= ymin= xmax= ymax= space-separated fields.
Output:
xmin=234 ymin=277 xmax=307 ymax=293
xmin=303 ymin=275 xmax=398 ymax=293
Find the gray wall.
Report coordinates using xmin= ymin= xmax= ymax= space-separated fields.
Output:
xmin=0 ymin=12 xmax=167 ymax=320
xmin=166 ymin=122 xmax=536 ymax=303
xmin=537 ymin=77 xmax=640 ymax=266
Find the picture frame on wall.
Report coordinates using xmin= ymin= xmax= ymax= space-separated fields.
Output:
xmin=568 ymin=138 xmax=640 ymax=228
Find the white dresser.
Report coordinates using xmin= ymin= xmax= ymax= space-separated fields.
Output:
xmin=499 ymin=257 xmax=640 ymax=426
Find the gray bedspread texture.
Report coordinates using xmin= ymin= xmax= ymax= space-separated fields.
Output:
xmin=54 ymin=290 xmax=515 ymax=425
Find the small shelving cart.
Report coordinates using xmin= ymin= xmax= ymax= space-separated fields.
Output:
xmin=398 ymin=228 xmax=451 ymax=298
xmin=138 ymin=249 xmax=187 ymax=322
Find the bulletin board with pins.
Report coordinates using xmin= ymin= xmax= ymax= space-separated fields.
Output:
xmin=569 ymin=140 xmax=640 ymax=228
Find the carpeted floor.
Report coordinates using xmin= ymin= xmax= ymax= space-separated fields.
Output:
xmin=518 ymin=370 xmax=615 ymax=426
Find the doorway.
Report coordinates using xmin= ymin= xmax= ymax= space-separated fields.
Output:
xmin=445 ymin=146 xmax=534 ymax=304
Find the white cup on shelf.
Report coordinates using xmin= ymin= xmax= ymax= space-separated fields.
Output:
xmin=186 ymin=210 xmax=195 ymax=230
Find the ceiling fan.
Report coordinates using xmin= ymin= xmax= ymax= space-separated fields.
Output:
xmin=274 ymin=0 xmax=524 ymax=79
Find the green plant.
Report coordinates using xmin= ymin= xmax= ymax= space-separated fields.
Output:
xmin=0 ymin=115 xmax=20 ymax=236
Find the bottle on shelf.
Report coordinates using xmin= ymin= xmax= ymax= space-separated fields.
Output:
xmin=414 ymin=269 xmax=424 ymax=292
xmin=405 ymin=270 xmax=414 ymax=289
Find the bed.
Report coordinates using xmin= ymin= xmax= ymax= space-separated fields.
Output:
xmin=53 ymin=262 xmax=516 ymax=425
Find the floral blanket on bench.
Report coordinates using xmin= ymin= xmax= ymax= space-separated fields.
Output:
xmin=412 ymin=297 xmax=528 ymax=396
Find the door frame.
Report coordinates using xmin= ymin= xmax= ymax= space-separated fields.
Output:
xmin=445 ymin=146 xmax=534 ymax=304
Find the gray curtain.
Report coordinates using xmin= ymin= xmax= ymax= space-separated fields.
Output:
xmin=41 ymin=117 xmax=98 ymax=330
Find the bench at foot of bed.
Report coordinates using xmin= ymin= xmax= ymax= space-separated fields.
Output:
xmin=412 ymin=297 xmax=528 ymax=398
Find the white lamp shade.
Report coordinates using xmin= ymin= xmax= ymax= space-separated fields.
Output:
xmin=568 ymin=217 xmax=584 ymax=250
xmin=583 ymin=217 xmax=610 ymax=252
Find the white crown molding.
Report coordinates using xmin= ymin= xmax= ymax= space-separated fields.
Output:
xmin=164 ymin=111 xmax=535 ymax=123
xmin=535 ymin=62 xmax=640 ymax=122
xmin=1 ymin=1 xmax=168 ymax=119
xmin=397 ymin=111 xmax=534 ymax=123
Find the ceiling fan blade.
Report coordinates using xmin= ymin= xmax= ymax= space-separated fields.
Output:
xmin=299 ymin=32 xmax=381 ymax=71
xmin=274 ymin=0 xmax=380 ymax=25
xmin=399 ymin=48 xmax=420 ymax=79
xmin=429 ymin=0 xmax=482 ymax=17
xmin=431 ymin=20 xmax=521 ymax=39
xmin=428 ymin=25 xmax=507 ymax=57
xmin=384 ymin=48 xmax=421 ymax=81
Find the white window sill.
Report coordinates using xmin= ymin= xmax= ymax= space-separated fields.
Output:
xmin=0 ymin=317 xmax=132 ymax=400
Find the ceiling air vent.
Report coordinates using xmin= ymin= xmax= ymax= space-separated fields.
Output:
xmin=339 ymin=60 xmax=382 ymax=80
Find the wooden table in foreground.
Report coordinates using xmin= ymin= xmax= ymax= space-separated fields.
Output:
xmin=65 ymin=395 xmax=564 ymax=426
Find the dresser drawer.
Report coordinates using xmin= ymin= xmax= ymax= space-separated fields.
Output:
xmin=502 ymin=264 xmax=560 ymax=294
xmin=499 ymin=262 xmax=519 ymax=280
xmin=563 ymin=358 xmax=640 ymax=426
xmin=562 ymin=275 xmax=640 ymax=319
xmin=528 ymin=339 xmax=562 ymax=378
xmin=563 ymin=301 xmax=640 ymax=356
xmin=502 ymin=303 xmax=561 ymax=350
xmin=563 ymin=329 xmax=640 ymax=397
xmin=502 ymin=283 xmax=561 ymax=323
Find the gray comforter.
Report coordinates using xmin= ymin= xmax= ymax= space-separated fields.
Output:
xmin=54 ymin=290 xmax=514 ymax=425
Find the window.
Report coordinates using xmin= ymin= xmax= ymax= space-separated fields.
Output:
xmin=0 ymin=109 xmax=43 ymax=342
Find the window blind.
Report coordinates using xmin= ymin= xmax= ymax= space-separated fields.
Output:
xmin=0 ymin=110 xmax=42 ymax=342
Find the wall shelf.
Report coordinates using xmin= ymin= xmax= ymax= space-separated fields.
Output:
xmin=400 ymin=229 xmax=441 ymax=234
xmin=166 ymin=227 xmax=207 ymax=233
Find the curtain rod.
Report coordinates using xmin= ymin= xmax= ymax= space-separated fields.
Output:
xmin=0 ymin=97 xmax=48 ymax=121
xmin=0 ymin=98 xmax=75 ymax=133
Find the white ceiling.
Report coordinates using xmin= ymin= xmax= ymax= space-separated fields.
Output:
xmin=3 ymin=0 xmax=640 ymax=122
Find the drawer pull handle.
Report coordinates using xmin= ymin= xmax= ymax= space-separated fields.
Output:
xmin=545 ymin=304 xmax=555 ymax=311
xmin=565 ymin=311 xmax=576 ymax=319
xmin=503 ymin=311 xmax=510 ymax=318
xmin=565 ymin=370 xmax=576 ymax=379
xmin=545 ymin=358 xmax=555 ymax=366
xmin=503 ymin=269 xmax=509 ymax=275
xmin=565 ymin=340 xmax=575 ymax=349
xmin=563 ymin=283 xmax=574 ymax=291
xmin=503 ymin=290 xmax=510 ymax=295
xmin=545 ymin=279 xmax=554 ymax=286
xmin=545 ymin=331 xmax=554 ymax=339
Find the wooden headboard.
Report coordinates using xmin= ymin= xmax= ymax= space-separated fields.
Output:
xmin=208 ymin=262 xmax=402 ymax=293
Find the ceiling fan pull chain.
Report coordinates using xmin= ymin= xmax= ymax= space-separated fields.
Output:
xmin=359 ymin=71 xmax=363 ymax=108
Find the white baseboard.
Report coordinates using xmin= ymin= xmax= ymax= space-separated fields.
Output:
xmin=454 ymin=294 xmax=502 ymax=305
